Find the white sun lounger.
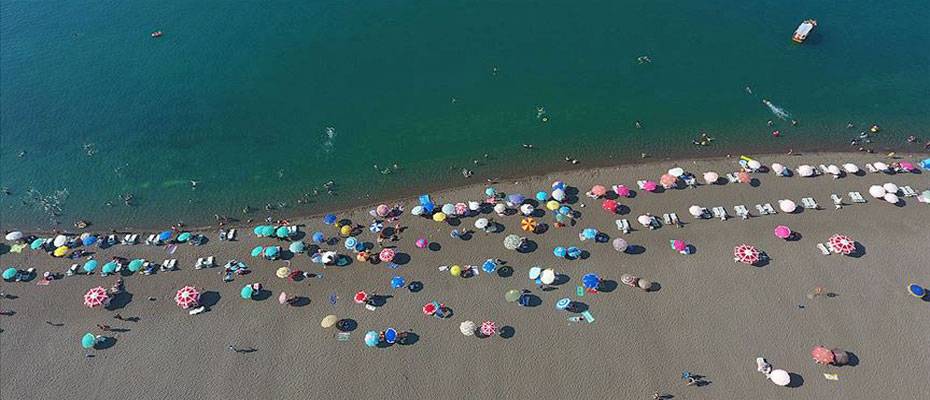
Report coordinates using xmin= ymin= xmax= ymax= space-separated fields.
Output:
xmin=831 ymin=194 xmax=843 ymax=209
xmin=615 ymin=219 xmax=631 ymax=234
xmin=195 ymin=258 xmax=205 ymax=269
xmin=663 ymin=214 xmax=672 ymax=225
xmin=67 ymin=264 xmax=79 ymax=276
xmin=865 ymin=163 xmax=878 ymax=173
xmin=817 ymin=243 xmax=831 ymax=255
xmin=122 ymin=234 xmax=132 ymax=245
xmin=636 ymin=180 xmax=647 ymax=190
xmin=734 ymin=205 xmax=749 ymax=219
xmin=145 ymin=234 xmax=157 ymax=245
xmin=712 ymin=206 xmax=727 ymax=220
xmin=226 ymin=229 xmax=236 ymax=241
xmin=901 ymin=186 xmax=917 ymax=197
xmin=763 ymin=203 xmax=776 ymax=214
xmin=755 ymin=204 xmax=767 ymax=215
xmin=287 ymin=225 xmax=298 ymax=235
xmin=726 ymin=173 xmax=738 ymax=183
xmin=848 ymin=192 xmax=866 ymax=203
xmin=801 ymin=197 xmax=818 ymax=209
xmin=669 ymin=213 xmax=681 ymax=227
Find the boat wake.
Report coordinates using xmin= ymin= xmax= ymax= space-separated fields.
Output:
xmin=762 ymin=99 xmax=791 ymax=120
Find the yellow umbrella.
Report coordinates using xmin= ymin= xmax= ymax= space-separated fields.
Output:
xmin=520 ymin=217 xmax=537 ymax=232
xmin=53 ymin=246 xmax=68 ymax=257
xmin=450 ymin=265 xmax=462 ymax=276
xmin=339 ymin=225 xmax=352 ymax=237
xmin=275 ymin=267 xmax=291 ymax=279
xmin=432 ymin=212 xmax=447 ymax=222
xmin=546 ymin=200 xmax=560 ymax=210
xmin=320 ymin=314 xmax=339 ymax=328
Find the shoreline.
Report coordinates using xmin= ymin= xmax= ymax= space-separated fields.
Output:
xmin=4 ymin=149 xmax=926 ymax=235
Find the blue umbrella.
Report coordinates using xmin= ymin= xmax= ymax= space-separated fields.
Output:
xmin=582 ymin=228 xmax=597 ymax=240
xmin=555 ymin=297 xmax=571 ymax=310
xmin=312 ymin=232 xmax=325 ymax=243
xmin=553 ymin=246 xmax=567 ymax=258
xmin=582 ymin=273 xmax=601 ymax=289
xmin=250 ymin=246 xmax=264 ymax=257
xmin=551 ymin=180 xmax=565 ymax=190
xmin=82 ymin=236 xmax=98 ymax=247
xmin=344 ymin=237 xmax=358 ymax=250
xmin=81 ymin=333 xmax=96 ymax=349
xmin=558 ymin=206 xmax=571 ymax=216
xmin=264 ymin=246 xmax=279 ymax=258
xmin=369 ymin=221 xmax=383 ymax=233
xmin=323 ymin=214 xmax=337 ymax=225
xmin=484 ymin=187 xmax=496 ymax=197
xmin=30 ymin=238 xmax=45 ymax=250
xmin=482 ymin=259 xmax=497 ymax=273
xmin=83 ymin=260 xmax=99 ymax=273
xmin=240 ymin=285 xmax=253 ymax=299
xmin=289 ymin=241 xmax=306 ymax=253
xmin=384 ymin=328 xmax=397 ymax=344
xmin=508 ymin=194 xmax=525 ymax=204
xmin=354 ymin=242 xmax=366 ymax=252
xmin=390 ymin=275 xmax=406 ymax=289
xmin=158 ymin=231 xmax=172 ymax=241
xmin=567 ymin=246 xmax=582 ymax=259
xmin=518 ymin=294 xmax=531 ymax=306
xmin=535 ymin=191 xmax=548 ymax=201
xmin=101 ymin=261 xmax=117 ymax=274
xmin=364 ymin=331 xmax=379 ymax=347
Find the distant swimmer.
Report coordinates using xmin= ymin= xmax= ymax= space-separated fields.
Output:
xmin=846 ymin=122 xmax=855 ymax=129
xmin=451 ymin=97 xmax=456 ymax=103
xmin=190 ymin=180 xmax=199 ymax=189
xmin=522 ymin=144 xmax=534 ymax=149
xmin=634 ymin=121 xmax=642 ymax=129
xmin=17 ymin=150 xmax=25 ymax=158
xmin=745 ymin=86 xmax=752 ymax=94
xmin=491 ymin=66 xmax=499 ymax=75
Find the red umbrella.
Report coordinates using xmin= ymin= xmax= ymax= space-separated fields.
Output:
xmin=354 ymin=291 xmax=369 ymax=304
xmin=734 ymin=244 xmax=760 ymax=265
xmin=589 ymin=185 xmax=607 ymax=198
xmin=422 ymin=302 xmax=437 ymax=315
xmin=643 ymin=181 xmax=657 ymax=192
xmin=480 ymin=320 xmax=497 ymax=336
xmin=828 ymin=234 xmax=855 ymax=255
xmin=811 ymin=346 xmax=835 ymax=365
xmin=83 ymin=286 xmax=108 ymax=308
xmin=601 ymin=199 xmax=618 ymax=213
xmin=174 ymin=286 xmax=200 ymax=309
xmin=378 ymin=248 xmax=395 ymax=262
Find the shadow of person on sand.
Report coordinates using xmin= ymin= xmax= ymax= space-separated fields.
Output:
xmin=106 ymin=292 xmax=133 ymax=311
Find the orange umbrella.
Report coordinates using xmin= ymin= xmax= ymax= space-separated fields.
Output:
xmin=520 ymin=217 xmax=537 ymax=232
xmin=737 ymin=171 xmax=751 ymax=183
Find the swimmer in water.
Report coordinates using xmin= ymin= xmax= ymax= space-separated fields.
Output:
xmin=634 ymin=121 xmax=642 ymax=129
xmin=522 ymin=144 xmax=534 ymax=149
xmin=846 ymin=122 xmax=855 ymax=129
xmin=745 ymin=86 xmax=752 ymax=94
xmin=767 ymin=120 xmax=774 ymax=127
xmin=491 ymin=66 xmax=499 ymax=75
xmin=190 ymin=180 xmax=199 ymax=189
xmin=791 ymin=119 xmax=798 ymax=126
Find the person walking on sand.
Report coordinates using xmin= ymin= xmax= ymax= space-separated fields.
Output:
xmin=96 ymin=324 xmax=111 ymax=332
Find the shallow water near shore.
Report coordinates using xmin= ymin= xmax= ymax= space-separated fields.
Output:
xmin=2 ymin=1 xmax=929 ymax=229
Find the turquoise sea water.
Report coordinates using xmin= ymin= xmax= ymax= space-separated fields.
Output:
xmin=2 ymin=1 xmax=928 ymax=229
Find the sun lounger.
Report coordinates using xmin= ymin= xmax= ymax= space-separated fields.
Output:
xmin=683 ymin=176 xmax=696 ymax=188
xmin=669 ymin=213 xmax=681 ymax=227
xmin=335 ymin=332 xmax=351 ymax=342
xmin=226 ymin=229 xmax=236 ymax=241
xmin=206 ymin=256 xmax=214 ymax=267
xmin=848 ymin=191 xmax=866 ymax=203
xmin=122 ymin=234 xmax=132 ymax=245
xmin=817 ymin=243 xmax=831 ymax=255
xmin=145 ymin=234 xmax=156 ymax=245
xmin=615 ymin=219 xmax=630 ymax=234
xmin=734 ymin=205 xmax=749 ymax=219
xmin=901 ymin=186 xmax=917 ymax=197
xmin=865 ymin=163 xmax=878 ymax=173
xmin=831 ymin=194 xmax=843 ymax=209
xmin=663 ymin=214 xmax=672 ymax=225
xmin=763 ymin=203 xmax=776 ymax=214
xmin=712 ymin=206 xmax=727 ymax=220
xmin=67 ymin=264 xmax=79 ymax=276
xmin=581 ymin=310 xmax=595 ymax=323
xmin=726 ymin=173 xmax=738 ymax=183
xmin=636 ymin=180 xmax=647 ymax=190
xmin=195 ymin=258 xmax=205 ymax=269
xmin=801 ymin=197 xmax=818 ymax=209
xmin=287 ymin=225 xmax=298 ymax=235
xmin=755 ymin=204 xmax=767 ymax=215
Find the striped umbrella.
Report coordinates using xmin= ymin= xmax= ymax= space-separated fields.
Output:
xmin=369 ymin=221 xmax=383 ymax=233
xmin=734 ymin=244 xmax=760 ymax=265
xmin=83 ymin=287 xmax=108 ymax=308
xmin=174 ymin=286 xmax=200 ymax=309
xmin=828 ymin=234 xmax=855 ymax=255
xmin=378 ymin=248 xmax=395 ymax=262
xmin=480 ymin=321 xmax=496 ymax=336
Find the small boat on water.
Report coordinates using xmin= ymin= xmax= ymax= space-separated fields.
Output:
xmin=151 ymin=31 xmax=163 ymax=38
xmin=792 ymin=19 xmax=816 ymax=43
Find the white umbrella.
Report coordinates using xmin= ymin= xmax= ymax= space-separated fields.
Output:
xmin=797 ymin=165 xmax=814 ymax=177
xmin=668 ymin=167 xmax=684 ymax=177
xmin=768 ymin=369 xmax=791 ymax=386
xmin=748 ymin=160 xmax=762 ymax=170
xmin=540 ymin=269 xmax=556 ymax=285
xmin=459 ymin=321 xmax=475 ymax=336
xmin=883 ymin=193 xmax=900 ymax=204
xmin=771 ymin=163 xmax=785 ymax=175
xmin=551 ymin=188 xmax=565 ymax=202
xmin=441 ymin=203 xmax=455 ymax=215
xmin=493 ymin=203 xmax=507 ymax=214
xmin=827 ymin=165 xmax=841 ymax=175
xmin=519 ymin=204 xmax=534 ymax=216
xmin=882 ymin=183 xmax=899 ymax=194
xmin=474 ymin=218 xmax=489 ymax=229
xmin=868 ymin=185 xmax=886 ymax=198
xmin=779 ymin=199 xmax=796 ymax=213
xmin=411 ymin=206 xmax=424 ymax=216
xmin=468 ymin=201 xmax=480 ymax=211
xmin=53 ymin=235 xmax=68 ymax=247
xmin=637 ymin=215 xmax=653 ymax=227
xmin=688 ymin=205 xmax=704 ymax=217
xmin=321 ymin=251 xmax=337 ymax=264
xmin=79 ymin=232 xmax=91 ymax=240
xmin=703 ymin=171 xmax=719 ymax=184
xmin=873 ymin=161 xmax=888 ymax=171
xmin=842 ymin=163 xmax=859 ymax=174
xmin=5 ymin=231 xmax=23 ymax=241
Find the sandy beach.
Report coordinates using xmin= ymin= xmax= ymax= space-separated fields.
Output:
xmin=1 ymin=151 xmax=928 ymax=400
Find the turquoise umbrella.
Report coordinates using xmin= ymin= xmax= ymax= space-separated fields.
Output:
xmin=253 ymin=226 xmax=264 ymax=236
xmin=81 ymin=333 xmax=96 ymax=349
xmin=240 ymin=285 xmax=253 ymax=299
xmin=83 ymin=260 xmax=99 ymax=273
xmin=275 ymin=227 xmax=289 ymax=239
xmin=177 ymin=232 xmax=192 ymax=242
xmin=128 ymin=259 xmax=144 ymax=272
xmin=289 ymin=241 xmax=306 ymax=253
xmin=2 ymin=267 xmax=16 ymax=280
xmin=264 ymin=246 xmax=279 ymax=258
xmin=30 ymin=238 xmax=44 ymax=250
xmin=364 ymin=330 xmax=380 ymax=347
xmin=250 ymin=246 xmax=264 ymax=257
xmin=260 ymin=226 xmax=275 ymax=237
xmin=101 ymin=261 xmax=117 ymax=274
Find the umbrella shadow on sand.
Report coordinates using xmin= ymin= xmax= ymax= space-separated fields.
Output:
xmin=499 ymin=326 xmax=515 ymax=339
xmin=105 ymin=292 xmax=133 ymax=311
xmin=625 ymin=245 xmax=646 ymax=255
xmin=567 ymin=302 xmax=589 ymax=313
xmin=199 ymin=291 xmax=221 ymax=307
xmin=288 ymin=296 xmax=310 ymax=307
xmin=496 ymin=266 xmax=514 ymax=278
xmin=252 ymin=290 xmax=272 ymax=301
xmin=517 ymin=240 xmax=538 ymax=254
xmin=786 ymin=373 xmax=804 ymax=388
xmin=368 ymin=295 xmax=393 ymax=307
xmin=520 ymin=294 xmax=542 ymax=307
xmin=392 ymin=253 xmax=411 ymax=265
xmin=552 ymin=274 xmax=571 ymax=286
xmin=848 ymin=243 xmax=866 ymax=258
xmin=398 ymin=331 xmax=419 ymax=345
xmin=94 ymin=336 xmax=117 ymax=350
xmin=598 ymin=280 xmax=618 ymax=293
xmin=336 ymin=319 xmax=357 ymax=332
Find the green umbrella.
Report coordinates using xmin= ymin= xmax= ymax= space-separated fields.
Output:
xmin=250 ymin=246 xmax=264 ymax=257
xmin=101 ymin=262 xmax=117 ymax=274
xmin=2 ymin=267 xmax=16 ymax=280
xmin=253 ymin=226 xmax=264 ymax=236
xmin=504 ymin=289 xmax=522 ymax=303
xmin=81 ymin=333 xmax=96 ymax=349
xmin=260 ymin=226 xmax=275 ymax=237
xmin=275 ymin=226 xmax=289 ymax=239
xmin=289 ymin=241 xmax=306 ymax=253
xmin=177 ymin=232 xmax=192 ymax=242
xmin=128 ymin=259 xmax=144 ymax=272
xmin=240 ymin=285 xmax=253 ymax=299
xmin=30 ymin=238 xmax=45 ymax=250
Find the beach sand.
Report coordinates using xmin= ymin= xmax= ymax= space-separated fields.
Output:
xmin=1 ymin=152 xmax=928 ymax=399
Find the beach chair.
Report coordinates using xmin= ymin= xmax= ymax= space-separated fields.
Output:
xmin=865 ymin=163 xmax=878 ymax=173
xmin=226 ymin=229 xmax=236 ymax=241
xmin=122 ymin=234 xmax=132 ymax=245
xmin=161 ymin=259 xmax=171 ymax=272
xmin=636 ymin=180 xmax=647 ymax=190
xmin=335 ymin=332 xmax=351 ymax=342
xmin=848 ymin=191 xmax=866 ymax=203
xmin=763 ymin=203 xmax=776 ymax=214
xmin=816 ymin=243 xmax=830 ymax=255
xmin=145 ymin=234 xmax=156 ymax=245
xmin=669 ymin=213 xmax=681 ymax=227
xmin=755 ymin=204 xmax=767 ymax=215
xmin=287 ymin=225 xmax=298 ymax=235
xmin=662 ymin=214 xmax=672 ymax=225
xmin=67 ymin=264 xmax=79 ymax=276
xmin=801 ymin=197 xmax=818 ymax=209
xmin=831 ymin=194 xmax=843 ymax=209
xmin=734 ymin=205 xmax=750 ymax=219
xmin=195 ymin=258 xmax=205 ymax=269
xmin=901 ymin=186 xmax=917 ymax=197
xmin=726 ymin=173 xmax=738 ymax=183
xmin=712 ymin=206 xmax=727 ymax=220
xmin=205 ymin=256 xmax=214 ymax=268
xmin=615 ymin=219 xmax=630 ymax=234
xmin=581 ymin=310 xmax=595 ymax=323
xmin=683 ymin=175 xmax=696 ymax=188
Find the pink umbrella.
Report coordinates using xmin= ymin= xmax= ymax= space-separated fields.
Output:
xmin=378 ymin=248 xmax=396 ymax=262
xmin=643 ymin=181 xmax=657 ymax=192
xmin=828 ymin=234 xmax=855 ymax=255
xmin=454 ymin=202 xmax=468 ymax=216
xmin=660 ymin=174 xmax=677 ymax=188
xmin=612 ymin=185 xmax=631 ymax=197
xmin=376 ymin=204 xmax=390 ymax=217
xmin=174 ymin=286 xmax=200 ymax=309
xmin=899 ymin=161 xmax=915 ymax=171
xmin=83 ymin=287 xmax=108 ymax=308
xmin=589 ymin=185 xmax=607 ymax=198
xmin=774 ymin=225 xmax=792 ymax=240
xmin=671 ymin=240 xmax=686 ymax=252
xmin=415 ymin=238 xmax=428 ymax=248
xmin=480 ymin=320 xmax=496 ymax=336
xmin=734 ymin=244 xmax=760 ymax=265
xmin=278 ymin=291 xmax=288 ymax=304
xmin=737 ymin=171 xmax=750 ymax=183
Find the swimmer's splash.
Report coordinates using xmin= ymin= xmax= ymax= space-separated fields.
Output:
xmin=762 ymin=99 xmax=792 ymax=120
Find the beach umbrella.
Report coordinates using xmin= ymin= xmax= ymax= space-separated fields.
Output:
xmin=768 ymin=369 xmax=791 ymax=386
xmin=734 ymin=244 xmax=760 ymax=265
xmin=410 ymin=205 xmax=424 ymax=216
xmin=480 ymin=321 xmax=496 ymax=336
xmin=459 ymin=321 xmax=476 ymax=336
xmin=344 ymin=237 xmax=358 ymax=250
xmin=364 ymin=331 xmax=379 ymax=347
xmin=384 ymin=328 xmax=397 ymax=344
xmin=101 ymin=261 xmax=117 ymax=275
xmin=4 ymin=231 xmax=23 ymax=241
xmin=464 ymin=201 xmax=478 ymax=212
xmin=504 ymin=289 xmax=521 ymax=303
xmin=175 ymin=232 xmax=191 ymax=243
xmin=552 ymin=246 xmax=566 ymax=258
xmin=323 ymin=214 xmax=337 ymax=224
xmin=660 ymin=174 xmax=676 ymax=188
xmin=555 ymin=213 xmax=568 ymax=225
xmin=492 ymin=203 xmax=507 ymax=215
xmin=320 ymin=315 xmax=339 ymax=328
xmin=354 ymin=291 xmax=369 ymax=304
xmin=274 ymin=226 xmax=289 ymax=239
xmin=882 ymin=183 xmax=899 ymax=194
xmin=621 ymin=274 xmax=638 ymax=287
xmin=612 ymin=238 xmax=628 ymax=252
xmin=81 ymin=333 xmax=97 ymax=349
xmin=390 ymin=276 xmax=406 ymax=289
xmin=566 ymin=246 xmax=581 ymax=259
xmin=771 ymin=163 xmax=786 ymax=175
xmin=811 ymin=346 xmax=835 ymax=365
xmin=507 ymin=194 xmax=525 ymax=205
xmin=414 ymin=237 xmax=428 ymax=249
xmin=441 ymin=203 xmax=455 ymax=216
xmin=422 ymin=302 xmax=438 ymax=315
xmin=276 ymin=291 xmax=288 ymax=305
xmin=289 ymin=241 xmax=306 ymax=253
xmin=432 ymin=212 xmax=447 ymax=222
xmin=638 ymin=279 xmax=653 ymax=290
xmin=747 ymin=159 xmax=762 ymax=170
xmin=450 ymin=202 xmax=466 ymax=216
xmin=774 ymin=225 xmax=791 ymax=239
xmin=703 ymin=172 xmax=719 ymax=184
xmin=535 ymin=191 xmax=548 ymax=201
xmin=868 ymin=185 xmax=886 ymax=198
xmin=53 ymin=246 xmax=69 ymax=257
xmin=253 ymin=226 xmax=264 ymax=236
xmin=378 ymin=248 xmax=395 ymax=262
xmin=30 ymin=238 xmax=44 ymax=250
xmin=637 ymin=215 xmax=653 ymax=227
xmin=873 ymin=161 xmax=888 ymax=171
xmin=485 ymin=187 xmax=497 ymax=197
xmin=175 ymin=286 xmax=199 ymax=309
xmin=613 ymin=184 xmax=631 ymax=197
xmin=449 ymin=265 xmax=460 ymax=276
xmin=883 ymin=193 xmax=900 ymax=204
xmin=842 ymin=163 xmax=859 ymax=174
xmin=128 ymin=259 xmax=144 ymax=272
xmin=778 ymin=199 xmax=797 ymax=213
xmin=240 ymin=285 xmax=254 ymax=299
xmin=908 ymin=284 xmax=926 ymax=298
xmin=668 ymin=167 xmax=684 ymax=177
xmin=581 ymin=228 xmax=597 ymax=240
xmin=582 ymin=273 xmax=600 ymax=290
xmin=474 ymin=218 xmax=489 ymax=229
xmin=51 ymin=235 xmax=67 ymax=247
xmin=590 ymin=185 xmax=607 ymax=198
xmin=375 ymin=204 xmax=390 ymax=217
xmin=482 ymin=259 xmax=497 ymax=273
xmin=258 ymin=226 xmax=274 ymax=237
xmin=82 ymin=235 xmax=98 ymax=247
xmin=368 ymin=221 xmax=384 ymax=234
xmin=83 ymin=259 xmax=99 ymax=273
xmin=899 ymin=161 xmax=915 ymax=171
xmin=528 ymin=266 xmax=542 ymax=280
xmin=551 ymin=180 xmax=565 ymax=190
xmin=828 ymin=234 xmax=855 ymax=255
xmin=827 ymin=165 xmax=841 ymax=176
xmin=84 ymin=286 xmax=108 ymax=308
xmin=798 ymin=165 xmax=814 ymax=177
xmin=264 ymin=246 xmax=280 ymax=258
xmin=558 ymin=206 xmax=572 ymax=216
xmin=356 ymin=251 xmax=369 ymax=262
xmin=2 ymin=267 xmax=17 ymax=280
xmin=671 ymin=240 xmax=686 ymax=252
xmin=158 ymin=231 xmax=172 ymax=241
xmin=339 ymin=225 xmax=352 ymax=236
xmin=275 ymin=267 xmax=290 ymax=279
xmin=642 ymin=181 xmax=657 ymax=192
xmin=601 ymin=199 xmax=618 ymax=213
xmin=503 ymin=234 xmax=522 ymax=251
xmin=320 ymin=251 xmax=337 ymax=264
xmin=551 ymin=188 xmax=566 ymax=202
xmin=250 ymin=246 xmax=264 ymax=257
xmin=737 ymin=171 xmax=750 ymax=183
xmin=519 ymin=203 xmax=534 ymax=216
xmin=540 ymin=268 xmax=556 ymax=285
xmin=311 ymin=232 xmax=325 ymax=243
xmin=520 ymin=217 xmax=537 ymax=232
xmin=545 ymin=200 xmax=559 ymax=211
xmin=688 ymin=205 xmax=704 ymax=217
